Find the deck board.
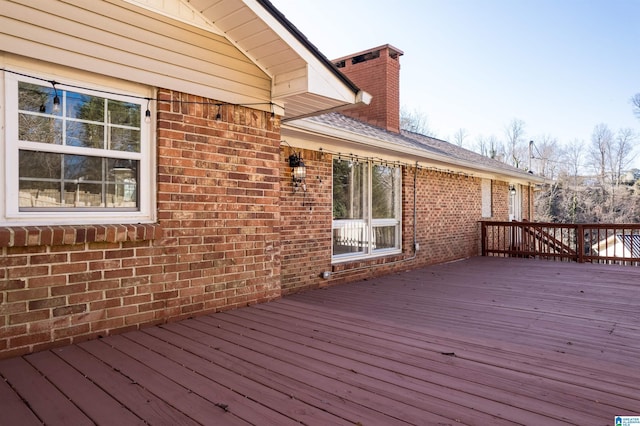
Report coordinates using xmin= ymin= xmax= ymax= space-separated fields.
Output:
xmin=1 ymin=257 xmax=639 ymax=425
xmin=0 ymin=356 xmax=93 ymax=426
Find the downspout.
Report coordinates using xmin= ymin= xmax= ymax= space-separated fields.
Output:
xmin=413 ymin=161 xmax=418 ymax=254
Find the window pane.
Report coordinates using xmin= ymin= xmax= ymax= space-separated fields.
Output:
xmin=333 ymin=159 xmax=367 ymax=220
xmin=64 ymin=155 xmax=102 ymax=180
xmin=19 ymin=151 xmax=138 ymax=209
xmin=19 ymin=114 xmax=62 ymax=144
xmin=18 ymin=82 xmax=60 ymax=115
xmin=108 ymin=158 xmax=138 ymax=206
xmin=373 ymin=225 xmax=397 ymax=250
xmin=333 ymin=221 xmax=367 ymax=256
xmin=64 ymin=182 xmax=103 ymax=207
xmin=20 ymin=150 xmax=62 ymax=179
xmin=66 ymin=120 xmax=104 ymax=148
xmin=110 ymin=127 xmax=141 ymax=152
xmin=66 ymin=91 xmax=104 ymax=121
xmin=19 ymin=181 xmax=62 ymax=208
xmin=372 ymin=164 xmax=398 ymax=219
xmin=108 ymin=99 xmax=141 ymax=127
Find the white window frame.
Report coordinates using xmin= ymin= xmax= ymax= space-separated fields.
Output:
xmin=332 ymin=159 xmax=402 ymax=262
xmin=2 ymin=71 xmax=155 ymax=226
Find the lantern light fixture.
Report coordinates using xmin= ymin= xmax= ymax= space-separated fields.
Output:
xmin=288 ymin=152 xmax=306 ymax=190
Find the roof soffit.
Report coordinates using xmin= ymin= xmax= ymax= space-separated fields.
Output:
xmin=124 ymin=0 xmax=364 ymax=118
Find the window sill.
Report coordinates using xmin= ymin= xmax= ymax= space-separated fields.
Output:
xmin=331 ymin=252 xmax=405 ymax=273
xmin=0 ymin=223 xmax=162 ymax=248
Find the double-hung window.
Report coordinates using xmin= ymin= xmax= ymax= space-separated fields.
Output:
xmin=332 ymin=158 xmax=401 ymax=261
xmin=3 ymin=72 xmax=153 ymax=225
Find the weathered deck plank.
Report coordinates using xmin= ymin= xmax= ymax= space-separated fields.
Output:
xmin=0 ymin=257 xmax=639 ymax=425
xmin=0 ymin=356 xmax=94 ymax=426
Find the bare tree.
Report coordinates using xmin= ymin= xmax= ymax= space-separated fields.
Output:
xmin=400 ymin=106 xmax=436 ymax=137
xmin=562 ymin=139 xmax=585 ymax=223
xmin=632 ymin=93 xmax=640 ymax=119
xmin=531 ymin=135 xmax=561 ymax=179
xmin=475 ymin=135 xmax=488 ymax=157
xmin=487 ymin=135 xmax=504 ymax=161
xmin=453 ymin=128 xmax=468 ymax=147
xmin=589 ymin=123 xmax=613 ymax=186
xmin=609 ymin=128 xmax=637 ymax=186
xmin=504 ymin=118 xmax=526 ymax=168
xmin=563 ymin=139 xmax=584 ymax=185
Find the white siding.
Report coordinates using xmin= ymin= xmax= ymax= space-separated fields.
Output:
xmin=0 ymin=0 xmax=271 ymax=108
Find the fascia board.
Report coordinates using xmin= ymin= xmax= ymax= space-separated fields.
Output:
xmin=242 ymin=0 xmax=362 ymax=104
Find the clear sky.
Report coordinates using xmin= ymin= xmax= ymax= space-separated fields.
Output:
xmin=270 ymin=0 xmax=640 ymax=165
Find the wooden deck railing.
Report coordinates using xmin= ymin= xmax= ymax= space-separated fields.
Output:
xmin=481 ymin=221 xmax=640 ymax=265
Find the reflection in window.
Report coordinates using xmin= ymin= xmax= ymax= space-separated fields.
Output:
xmin=16 ymin=80 xmax=142 ymax=211
xmin=19 ymin=151 xmax=138 ymax=208
xmin=332 ymin=159 xmax=401 ymax=260
xmin=18 ymin=81 xmax=141 ymax=153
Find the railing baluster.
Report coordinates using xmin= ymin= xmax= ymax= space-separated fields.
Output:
xmin=480 ymin=221 xmax=640 ymax=266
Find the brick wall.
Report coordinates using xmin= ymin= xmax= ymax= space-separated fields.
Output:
xmin=0 ymin=89 xmax=281 ymax=358
xmin=279 ymin=147 xmax=333 ymax=294
xmin=279 ymin=149 xmax=517 ymax=293
xmin=412 ymin=169 xmax=484 ymax=264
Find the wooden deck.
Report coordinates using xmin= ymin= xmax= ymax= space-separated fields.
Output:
xmin=1 ymin=257 xmax=639 ymax=425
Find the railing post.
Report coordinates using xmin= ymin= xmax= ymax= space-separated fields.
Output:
xmin=481 ymin=221 xmax=486 ymax=256
xmin=577 ymin=224 xmax=584 ymax=263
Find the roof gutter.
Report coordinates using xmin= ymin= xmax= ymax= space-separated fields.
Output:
xmin=281 ymin=90 xmax=373 ymax=123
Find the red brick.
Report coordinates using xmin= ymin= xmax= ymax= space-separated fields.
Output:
xmin=124 ymin=312 xmax=156 ymax=326
xmin=51 ymin=262 xmax=87 ymax=275
xmin=70 ymin=271 xmax=103 ymax=284
xmin=52 ymin=304 xmax=87 ymax=317
xmin=8 ymin=266 xmax=49 ymax=279
xmin=31 ymin=253 xmax=68 ymax=264
xmin=29 ymin=297 xmax=66 ymax=310
xmin=53 ymin=323 xmax=91 ymax=340
xmin=6 ymin=288 xmax=48 ymax=302
xmin=91 ymin=318 xmax=125 ymax=332
xmin=123 ymin=294 xmax=151 ymax=306
xmin=10 ymin=331 xmax=51 ymax=348
xmin=0 ymin=279 xmax=26 ymax=291
xmin=10 ymin=310 xmax=50 ymax=325
xmin=68 ymin=291 xmax=104 ymax=305
xmin=51 ymin=283 xmax=87 ymax=296
xmin=29 ymin=275 xmax=67 ymax=288
xmin=107 ymin=306 xmax=139 ymax=318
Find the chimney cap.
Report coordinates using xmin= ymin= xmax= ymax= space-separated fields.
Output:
xmin=332 ymin=44 xmax=404 ymax=63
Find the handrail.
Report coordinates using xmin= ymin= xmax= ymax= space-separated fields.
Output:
xmin=481 ymin=221 xmax=640 ymax=266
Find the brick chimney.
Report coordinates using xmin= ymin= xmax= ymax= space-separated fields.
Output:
xmin=333 ymin=45 xmax=403 ymax=133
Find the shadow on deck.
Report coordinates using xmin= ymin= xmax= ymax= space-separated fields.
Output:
xmin=1 ymin=257 xmax=639 ymax=425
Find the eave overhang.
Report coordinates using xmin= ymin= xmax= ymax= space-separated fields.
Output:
xmin=282 ymin=118 xmax=546 ymax=185
xmin=126 ymin=0 xmax=369 ymax=118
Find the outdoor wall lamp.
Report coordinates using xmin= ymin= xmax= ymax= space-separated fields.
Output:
xmin=289 ymin=152 xmax=307 ymax=190
xmin=509 ymin=185 xmax=517 ymax=195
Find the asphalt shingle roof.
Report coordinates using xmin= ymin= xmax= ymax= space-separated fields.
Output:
xmin=306 ymin=113 xmax=539 ymax=179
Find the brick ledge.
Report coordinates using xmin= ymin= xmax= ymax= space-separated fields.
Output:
xmin=331 ymin=253 xmax=406 ymax=273
xmin=0 ymin=223 xmax=163 ymax=247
